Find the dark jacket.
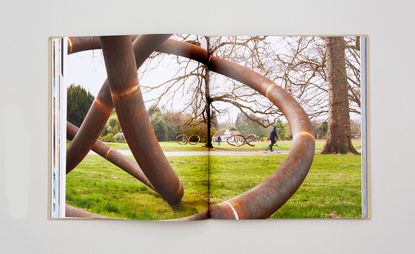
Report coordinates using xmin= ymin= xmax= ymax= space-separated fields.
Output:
xmin=269 ymin=128 xmax=278 ymax=142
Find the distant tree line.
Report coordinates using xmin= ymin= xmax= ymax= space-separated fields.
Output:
xmin=67 ymin=85 xmax=209 ymax=143
xmin=147 ymin=106 xmax=208 ymax=142
xmin=99 ymin=106 xmax=209 ymax=143
xmin=234 ymin=113 xmax=291 ymax=140
xmin=67 ymin=84 xmax=94 ymax=127
xmin=67 ymin=85 xmax=360 ymax=144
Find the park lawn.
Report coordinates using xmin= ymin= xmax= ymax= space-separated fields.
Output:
xmin=102 ymin=139 xmax=362 ymax=152
xmin=103 ymin=141 xmax=207 ymax=152
xmin=210 ymin=154 xmax=362 ymax=218
xmin=67 ymin=153 xmax=362 ymax=219
xmin=211 ymin=139 xmax=361 ymax=152
xmin=66 ymin=155 xmax=209 ymax=220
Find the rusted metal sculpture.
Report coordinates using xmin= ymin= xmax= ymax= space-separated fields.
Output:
xmin=175 ymin=134 xmax=201 ymax=145
xmin=67 ymin=122 xmax=154 ymax=190
xmin=66 ymin=204 xmax=111 ymax=219
xmin=66 ymin=35 xmax=171 ymax=174
xmin=226 ymin=134 xmax=256 ymax=147
xmin=66 ymin=35 xmax=315 ymax=220
xmin=100 ymin=36 xmax=184 ymax=205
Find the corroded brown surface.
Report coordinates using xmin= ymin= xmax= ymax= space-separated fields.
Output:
xmin=100 ymin=36 xmax=184 ymax=205
xmin=66 ymin=36 xmax=315 ymax=220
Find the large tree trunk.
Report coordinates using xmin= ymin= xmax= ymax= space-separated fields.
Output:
xmin=322 ymin=37 xmax=359 ymax=154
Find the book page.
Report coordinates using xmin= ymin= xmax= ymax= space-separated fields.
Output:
xmin=51 ymin=34 xmax=211 ymax=220
xmin=206 ymin=35 xmax=368 ymax=219
xmin=51 ymin=34 xmax=368 ymax=220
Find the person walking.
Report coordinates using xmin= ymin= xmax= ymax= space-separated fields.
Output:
xmin=217 ymin=135 xmax=221 ymax=146
xmin=267 ymin=126 xmax=278 ymax=152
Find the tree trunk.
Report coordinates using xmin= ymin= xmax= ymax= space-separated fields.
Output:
xmin=322 ymin=37 xmax=359 ymax=154
xmin=204 ymin=37 xmax=213 ymax=148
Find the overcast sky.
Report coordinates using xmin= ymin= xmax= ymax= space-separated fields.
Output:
xmin=65 ymin=43 xmax=244 ymax=124
xmin=64 ymin=35 xmax=362 ymax=125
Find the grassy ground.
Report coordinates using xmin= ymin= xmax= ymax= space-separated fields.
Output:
xmin=103 ymin=141 xmax=207 ymax=152
xmin=103 ymin=139 xmax=362 ymax=152
xmin=67 ymin=153 xmax=362 ymax=220
xmin=66 ymin=155 xmax=209 ymax=220
xmin=210 ymin=154 xmax=362 ymax=219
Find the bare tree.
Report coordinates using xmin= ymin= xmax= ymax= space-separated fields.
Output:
xmin=140 ymin=35 xmax=207 ymax=127
xmin=139 ymin=35 xmax=362 ymax=150
xmin=269 ymin=36 xmax=361 ymax=120
xmin=209 ymin=35 xmax=282 ymax=128
xmin=140 ymin=35 xmax=279 ymax=147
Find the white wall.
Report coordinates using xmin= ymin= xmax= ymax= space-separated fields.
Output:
xmin=1 ymin=0 xmax=414 ymax=253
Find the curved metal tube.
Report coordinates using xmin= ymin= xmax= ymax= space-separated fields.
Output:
xmin=188 ymin=135 xmax=201 ymax=145
xmin=66 ymin=93 xmax=112 ymax=173
xmin=100 ymin=36 xmax=184 ymax=205
xmin=68 ymin=36 xmax=315 ymax=219
xmin=226 ymin=134 xmax=255 ymax=147
xmin=66 ymin=35 xmax=171 ymax=173
xmin=68 ymin=36 xmax=137 ymax=55
xmin=67 ymin=121 xmax=154 ymax=190
xmin=175 ymin=134 xmax=188 ymax=145
xmin=159 ymin=40 xmax=315 ymax=219
xmin=65 ymin=204 xmax=111 ymax=219
xmin=168 ymin=210 xmax=209 ymax=221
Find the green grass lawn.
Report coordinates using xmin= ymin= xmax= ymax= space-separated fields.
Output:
xmin=66 ymin=155 xmax=209 ymax=220
xmin=103 ymin=139 xmax=362 ymax=152
xmin=102 ymin=141 xmax=207 ymax=152
xmin=67 ymin=153 xmax=362 ymax=220
xmin=210 ymin=154 xmax=362 ymax=219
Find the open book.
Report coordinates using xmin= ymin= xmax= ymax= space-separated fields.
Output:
xmin=49 ymin=34 xmax=368 ymax=220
